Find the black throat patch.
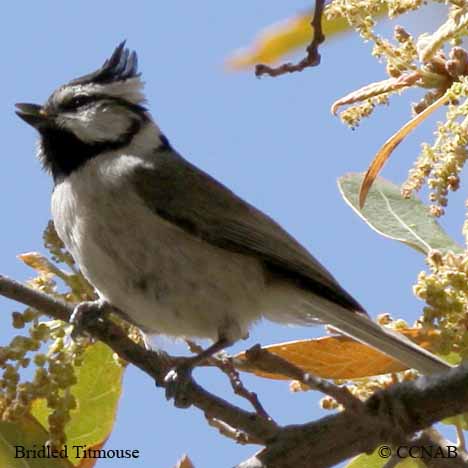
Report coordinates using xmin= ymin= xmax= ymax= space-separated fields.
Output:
xmin=39 ymin=117 xmax=144 ymax=182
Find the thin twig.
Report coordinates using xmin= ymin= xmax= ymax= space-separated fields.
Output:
xmin=220 ymin=357 xmax=273 ymax=421
xmin=244 ymin=344 xmax=362 ymax=410
xmin=455 ymin=417 xmax=467 ymax=452
xmin=185 ymin=340 xmax=274 ymax=422
xmin=255 ymin=0 xmax=326 ymax=77
xmin=205 ymin=416 xmax=258 ymax=445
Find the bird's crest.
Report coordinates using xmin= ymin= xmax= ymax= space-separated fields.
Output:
xmin=54 ymin=41 xmax=146 ymax=106
xmin=69 ymin=41 xmax=140 ymax=86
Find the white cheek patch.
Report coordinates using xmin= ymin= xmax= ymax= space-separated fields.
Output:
xmin=57 ymin=107 xmax=133 ymax=144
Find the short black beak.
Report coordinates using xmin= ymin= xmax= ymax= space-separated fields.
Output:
xmin=15 ymin=103 xmax=49 ymax=129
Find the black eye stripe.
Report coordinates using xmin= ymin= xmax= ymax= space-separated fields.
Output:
xmin=61 ymin=94 xmax=98 ymax=111
xmin=59 ymin=94 xmax=147 ymax=117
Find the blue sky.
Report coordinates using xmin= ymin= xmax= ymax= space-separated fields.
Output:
xmin=0 ymin=2 xmax=461 ymax=467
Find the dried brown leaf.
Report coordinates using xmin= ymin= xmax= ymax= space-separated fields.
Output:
xmin=359 ymin=92 xmax=450 ymax=208
xmin=331 ymin=72 xmax=420 ymax=115
xmin=234 ymin=328 xmax=441 ymax=380
xmin=174 ymin=454 xmax=195 ymax=468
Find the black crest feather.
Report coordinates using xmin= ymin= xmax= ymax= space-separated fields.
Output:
xmin=68 ymin=41 xmax=139 ymax=86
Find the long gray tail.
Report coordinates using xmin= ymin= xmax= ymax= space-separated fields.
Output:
xmin=300 ymin=298 xmax=452 ymax=375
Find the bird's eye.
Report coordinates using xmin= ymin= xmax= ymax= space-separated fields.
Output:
xmin=64 ymin=95 xmax=95 ymax=110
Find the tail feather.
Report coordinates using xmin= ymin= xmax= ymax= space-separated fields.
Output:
xmin=298 ymin=298 xmax=452 ymax=375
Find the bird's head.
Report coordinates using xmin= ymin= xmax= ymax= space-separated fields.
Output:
xmin=16 ymin=42 xmax=157 ymax=179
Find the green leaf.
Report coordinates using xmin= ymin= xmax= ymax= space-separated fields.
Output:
xmin=31 ymin=342 xmax=125 ymax=466
xmin=346 ymin=448 xmax=387 ymax=468
xmin=0 ymin=416 xmax=73 ymax=468
xmin=347 ymin=446 xmax=424 ymax=468
xmin=338 ymin=173 xmax=463 ymax=255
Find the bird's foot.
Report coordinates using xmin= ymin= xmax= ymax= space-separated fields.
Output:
xmin=163 ymin=337 xmax=232 ymax=408
xmin=70 ymin=299 xmax=108 ymax=341
xmin=164 ymin=361 xmax=194 ymax=409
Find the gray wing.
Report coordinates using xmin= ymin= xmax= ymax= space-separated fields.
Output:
xmin=130 ymin=148 xmax=365 ymax=314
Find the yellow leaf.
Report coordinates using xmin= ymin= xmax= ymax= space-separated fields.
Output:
xmin=18 ymin=252 xmax=62 ymax=276
xmin=75 ymin=439 xmax=108 ymax=468
xmin=234 ymin=328 xmax=441 ymax=380
xmin=226 ymin=7 xmax=384 ymax=70
xmin=228 ymin=13 xmax=314 ymax=69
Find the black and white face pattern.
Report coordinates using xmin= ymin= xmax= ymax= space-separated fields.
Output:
xmin=31 ymin=43 xmax=152 ymax=180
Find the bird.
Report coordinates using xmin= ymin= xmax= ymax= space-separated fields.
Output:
xmin=16 ymin=42 xmax=450 ymax=396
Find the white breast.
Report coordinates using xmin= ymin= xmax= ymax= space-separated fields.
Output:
xmin=51 ymin=150 xmax=266 ymax=342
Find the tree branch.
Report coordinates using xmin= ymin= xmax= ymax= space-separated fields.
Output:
xmin=0 ymin=274 xmax=278 ymax=444
xmin=186 ymin=340 xmax=273 ymax=421
xmin=2 ymin=273 xmax=468 ymax=468
xmin=238 ymin=364 xmax=468 ymax=467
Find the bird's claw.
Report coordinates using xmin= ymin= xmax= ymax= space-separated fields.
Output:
xmin=70 ymin=299 xmax=107 ymax=341
xmin=164 ymin=364 xmax=193 ymax=408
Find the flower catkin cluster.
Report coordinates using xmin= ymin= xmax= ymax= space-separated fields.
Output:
xmin=286 ymin=0 xmax=468 ymax=408
xmin=0 ymin=222 xmax=93 ymax=448
xmin=326 ymin=0 xmax=422 ymax=127
xmin=414 ymin=250 xmax=468 ymax=359
xmin=326 ymin=1 xmax=468 ymax=370
xmin=329 ymin=0 xmax=468 ymax=215
xmin=402 ymin=77 xmax=468 ymax=216
xmin=0 ymin=313 xmax=84 ymax=448
xmin=319 ymin=369 xmax=418 ymax=411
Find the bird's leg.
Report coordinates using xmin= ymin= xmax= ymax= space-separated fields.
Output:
xmin=164 ymin=336 xmax=232 ymax=408
xmin=70 ymin=298 xmax=110 ymax=340
xmin=181 ymin=337 xmax=232 ymax=368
